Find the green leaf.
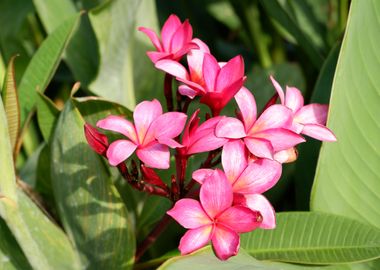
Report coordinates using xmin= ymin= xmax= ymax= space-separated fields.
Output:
xmin=36 ymin=92 xmax=60 ymax=142
xmin=88 ymin=0 xmax=162 ymax=109
xmin=259 ymin=0 xmax=324 ymax=68
xmin=50 ymin=99 xmax=135 ymax=269
xmin=1 ymin=55 xmax=19 ymax=155
xmin=240 ymin=212 xmax=380 ymax=264
xmin=18 ymin=13 xmax=80 ymax=128
xmin=311 ymin=0 xmax=380 ymax=229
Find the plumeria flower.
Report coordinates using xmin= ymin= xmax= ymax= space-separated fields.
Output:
xmin=167 ymin=169 xmax=262 ymax=260
xmin=178 ymin=109 xmax=228 ymax=156
xmin=193 ymin=140 xmax=281 ymax=229
xmin=139 ymin=14 xmax=198 ymax=63
xmin=215 ymin=87 xmax=305 ymax=160
xmin=270 ymin=76 xmax=336 ymax=141
xmin=97 ymin=99 xmax=187 ymax=169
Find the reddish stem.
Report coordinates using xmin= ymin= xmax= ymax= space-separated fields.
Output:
xmin=164 ymin=74 xmax=174 ymax=111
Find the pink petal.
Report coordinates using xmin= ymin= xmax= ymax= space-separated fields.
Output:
xmin=134 ymin=99 xmax=162 ymax=144
xmin=302 ymin=124 xmax=337 ymax=141
xmin=270 ymin=76 xmax=284 ymax=105
xmin=138 ymin=27 xmax=163 ymax=51
xmin=192 ymin=169 xmax=215 ymax=184
xmin=234 ymin=87 xmax=257 ymax=131
xmin=249 ymin=105 xmax=292 ymax=134
xmin=136 ymin=143 xmax=170 ymax=169
xmin=200 ymin=169 xmax=233 ymax=218
xmin=242 ymin=194 xmax=276 ymax=229
xmin=155 ymin=60 xmax=189 ymax=80
xmin=295 ymin=104 xmax=328 ymax=125
xmin=244 ymin=137 xmax=274 ymax=160
xmin=188 ymin=49 xmax=206 ymax=84
xmin=157 ymin=137 xmax=183 ymax=148
xmin=179 ymin=225 xmax=212 ymax=255
xmin=152 ymin=112 xmax=187 ymax=140
xmin=211 ymin=224 xmax=240 ymax=260
xmin=216 ymin=55 xmax=244 ymax=93
xmin=233 ymin=158 xmax=282 ymax=194
xmin=167 ymin=199 xmax=211 ymax=229
xmin=217 ymin=206 xmax=261 ymax=233
xmin=178 ymin=85 xmax=199 ymax=99
xmin=197 ymin=116 xmax=224 ymax=132
xmin=170 ymin=19 xmax=193 ymax=53
xmin=191 ymin=38 xmax=210 ymax=53
xmin=202 ymin=53 xmax=220 ymax=92
xmin=285 ymin=86 xmax=304 ymax=113
xmin=161 ymin=14 xmax=182 ymax=51
xmin=182 ymin=109 xmax=200 ymax=146
xmin=215 ymin=117 xmax=246 ymax=139
xmin=106 ymin=140 xmax=137 ymax=166
xmin=274 ymin=148 xmax=298 ymax=163
xmin=172 ymin=42 xmax=199 ymax=60
xmin=146 ymin=51 xmax=172 ymax=63
xmin=254 ymin=128 xmax=305 ymax=152
xmin=186 ymin=128 xmax=227 ymax=155
xmin=97 ymin=115 xmax=138 ymax=144
xmin=222 ymin=140 xmax=247 ymax=184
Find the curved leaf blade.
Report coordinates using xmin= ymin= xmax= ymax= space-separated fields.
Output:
xmin=240 ymin=212 xmax=380 ymax=264
xmin=311 ymin=0 xmax=380 ymax=228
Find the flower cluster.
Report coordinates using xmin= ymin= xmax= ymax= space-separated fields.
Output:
xmin=84 ymin=14 xmax=336 ymax=261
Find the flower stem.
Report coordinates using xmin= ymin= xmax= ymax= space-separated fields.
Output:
xmin=164 ymin=74 xmax=174 ymax=111
xmin=175 ymin=153 xmax=188 ymax=196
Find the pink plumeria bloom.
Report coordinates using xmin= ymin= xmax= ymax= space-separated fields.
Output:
xmin=193 ymin=140 xmax=281 ymax=229
xmin=178 ymin=109 xmax=228 ymax=156
xmin=139 ymin=14 xmax=198 ymax=63
xmin=270 ymin=76 xmax=336 ymax=141
xmin=167 ymin=169 xmax=262 ymax=260
xmin=215 ymin=87 xmax=305 ymax=160
xmin=97 ymin=99 xmax=187 ymax=169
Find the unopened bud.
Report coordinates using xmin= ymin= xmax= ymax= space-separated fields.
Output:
xmin=84 ymin=123 xmax=109 ymax=156
xmin=141 ymin=165 xmax=167 ymax=190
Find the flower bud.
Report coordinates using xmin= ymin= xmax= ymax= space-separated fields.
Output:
xmin=84 ymin=123 xmax=109 ymax=156
xmin=141 ymin=164 xmax=167 ymax=190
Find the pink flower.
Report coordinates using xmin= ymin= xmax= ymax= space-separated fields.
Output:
xmin=270 ymin=76 xmax=336 ymax=141
xmin=193 ymin=140 xmax=281 ymax=229
xmin=179 ymin=109 xmax=228 ymax=156
xmin=167 ymin=169 xmax=262 ymax=260
xmin=216 ymin=87 xmax=305 ymax=159
xmin=156 ymin=48 xmax=246 ymax=116
xmin=139 ymin=14 xmax=198 ymax=63
xmin=97 ymin=99 xmax=187 ymax=169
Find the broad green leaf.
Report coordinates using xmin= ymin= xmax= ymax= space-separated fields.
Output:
xmin=0 ymin=54 xmax=5 ymax=89
xmin=1 ymin=56 xmax=19 ymax=154
xmin=207 ymin=1 xmax=241 ymax=30
xmin=0 ymin=218 xmax=32 ymax=270
xmin=18 ymin=13 xmax=80 ymax=128
xmin=36 ymin=92 xmax=60 ymax=142
xmin=19 ymin=143 xmax=45 ymax=188
xmin=240 ymin=212 xmax=380 ymax=264
xmin=259 ymin=0 xmax=324 ymax=68
xmin=88 ymin=0 xmax=162 ymax=109
xmin=311 ymin=0 xmax=380 ymax=228
xmin=51 ymin=100 xmax=135 ymax=269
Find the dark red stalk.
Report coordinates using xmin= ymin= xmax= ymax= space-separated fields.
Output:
xmin=175 ymin=153 xmax=188 ymax=196
xmin=164 ymin=74 xmax=174 ymax=111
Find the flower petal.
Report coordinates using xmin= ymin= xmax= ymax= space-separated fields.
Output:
xmin=250 ymin=105 xmax=292 ymax=134
xmin=200 ymin=169 xmax=233 ymax=218
xmin=233 ymin=158 xmax=282 ymax=194
xmin=274 ymin=148 xmax=298 ymax=163
xmin=217 ymin=206 xmax=261 ymax=233
xmin=161 ymin=14 xmax=182 ymax=51
xmin=134 ymin=99 xmax=163 ymax=144
xmin=178 ymin=85 xmax=199 ymax=99
xmin=222 ymin=140 xmax=247 ymax=184
xmin=170 ymin=19 xmax=193 ymax=53
xmin=216 ymin=55 xmax=244 ymax=93
xmin=182 ymin=109 xmax=200 ymax=146
xmin=192 ymin=169 xmax=215 ymax=184
xmin=155 ymin=60 xmax=189 ymax=80
xmin=270 ymin=75 xmax=285 ymax=105
xmin=186 ymin=128 xmax=227 ymax=155
xmin=244 ymin=137 xmax=274 ymax=160
xmin=242 ymin=194 xmax=276 ymax=229
xmin=152 ymin=112 xmax=187 ymax=139
xmin=211 ymin=225 xmax=240 ymax=260
xmin=136 ymin=143 xmax=170 ymax=169
xmin=106 ymin=140 xmax=137 ymax=166
xmin=167 ymin=199 xmax=211 ymax=229
xmin=146 ymin=51 xmax=172 ymax=63
xmin=302 ymin=124 xmax=337 ymax=141
xmin=179 ymin=225 xmax=213 ymax=255
xmin=202 ymin=53 xmax=220 ymax=92
xmin=157 ymin=138 xmax=183 ymax=148
xmin=295 ymin=104 xmax=329 ymax=125
xmin=138 ymin=27 xmax=162 ymax=51
xmin=234 ymin=87 xmax=257 ymax=130
xmin=215 ymin=117 xmax=246 ymax=139
xmin=97 ymin=115 xmax=138 ymax=144
xmin=285 ymin=86 xmax=304 ymax=113
xmin=254 ymin=128 xmax=305 ymax=152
